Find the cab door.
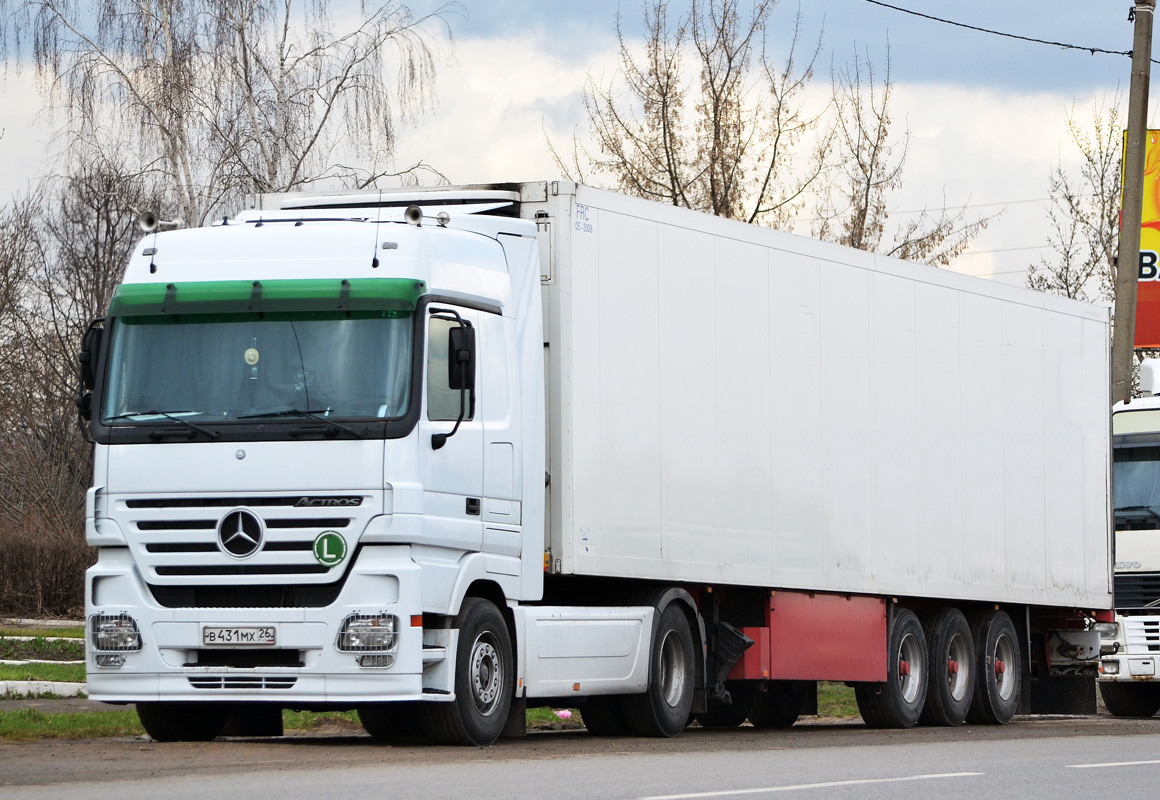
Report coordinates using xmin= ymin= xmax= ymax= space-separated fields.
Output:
xmin=417 ymin=306 xmax=484 ymax=552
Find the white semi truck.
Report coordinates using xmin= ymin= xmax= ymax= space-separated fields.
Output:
xmin=80 ymin=182 xmax=1113 ymax=745
xmin=1099 ymin=363 xmax=1160 ymax=716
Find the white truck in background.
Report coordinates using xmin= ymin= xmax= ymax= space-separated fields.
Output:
xmin=1099 ymin=360 xmax=1160 ymax=716
xmin=79 ymin=182 xmax=1113 ymax=745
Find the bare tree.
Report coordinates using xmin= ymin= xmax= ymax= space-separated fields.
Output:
xmin=556 ymin=0 xmax=827 ymax=228
xmin=0 ymin=158 xmax=163 ymax=615
xmin=812 ymin=45 xmax=992 ymax=266
xmin=1 ymin=0 xmax=455 ymax=225
xmin=1026 ymin=98 xmax=1122 ymax=302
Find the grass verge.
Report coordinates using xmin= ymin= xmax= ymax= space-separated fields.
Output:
xmin=0 ymin=637 xmax=86 ymax=661
xmin=0 ymin=663 xmax=87 ymax=683
xmin=817 ymin=681 xmax=859 ymax=717
xmin=0 ymin=627 xmax=85 ymax=639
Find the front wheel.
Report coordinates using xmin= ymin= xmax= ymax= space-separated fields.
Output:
xmin=422 ymin=598 xmax=514 ymax=746
xmin=623 ymin=604 xmax=696 ymax=737
xmin=136 ymin=702 xmax=229 ymax=742
xmin=1099 ymin=681 xmax=1160 ymax=717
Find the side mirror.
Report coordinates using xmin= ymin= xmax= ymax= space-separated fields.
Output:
xmin=79 ymin=320 xmax=104 ymax=391
xmin=447 ymin=325 xmax=476 ymax=391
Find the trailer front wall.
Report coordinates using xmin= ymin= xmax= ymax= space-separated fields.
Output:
xmin=544 ymin=186 xmax=1111 ymax=610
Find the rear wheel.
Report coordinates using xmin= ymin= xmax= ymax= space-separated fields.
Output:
xmin=855 ymin=609 xmax=928 ymax=728
xmin=581 ymin=696 xmax=629 ymax=736
xmin=623 ymin=604 xmax=696 ymax=737
xmin=697 ymin=681 xmax=757 ymax=728
xmin=965 ymin=609 xmax=1021 ymax=724
xmin=1099 ymin=681 xmax=1160 ymax=717
xmin=136 ymin=702 xmax=229 ymax=742
xmin=747 ymin=680 xmax=807 ymax=728
xmin=919 ymin=608 xmax=974 ymax=727
xmin=422 ymin=598 xmax=514 ymax=746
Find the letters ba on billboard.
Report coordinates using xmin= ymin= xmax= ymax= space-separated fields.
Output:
xmin=1134 ymin=130 xmax=1160 ymax=347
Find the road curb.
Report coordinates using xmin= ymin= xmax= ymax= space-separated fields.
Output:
xmin=1 ymin=680 xmax=87 ymax=698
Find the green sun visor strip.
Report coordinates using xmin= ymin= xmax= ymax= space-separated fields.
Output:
xmin=107 ymin=278 xmax=427 ymax=317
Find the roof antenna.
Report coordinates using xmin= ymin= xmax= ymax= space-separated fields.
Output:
xmin=371 ymin=190 xmax=383 ymax=268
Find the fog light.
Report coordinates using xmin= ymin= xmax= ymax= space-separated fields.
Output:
xmin=336 ymin=613 xmax=397 ymax=652
xmin=95 ymin=654 xmax=126 ymax=668
xmin=90 ymin=612 xmax=142 ymax=652
xmin=1102 ymin=661 xmax=1120 ymax=675
xmin=357 ymin=653 xmax=396 ymax=669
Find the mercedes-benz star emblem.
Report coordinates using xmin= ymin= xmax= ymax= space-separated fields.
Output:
xmin=218 ymin=509 xmax=263 ymax=557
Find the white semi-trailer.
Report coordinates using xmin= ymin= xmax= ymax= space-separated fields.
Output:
xmin=80 ymin=182 xmax=1113 ymax=744
xmin=1098 ymin=366 xmax=1160 ymax=716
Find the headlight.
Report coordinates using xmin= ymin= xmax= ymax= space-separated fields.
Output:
xmin=1102 ymin=661 xmax=1121 ymax=675
xmin=336 ymin=613 xmax=397 ymax=652
xmin=1093 ymin=622 xmax=1120 ymax=639
xmin=90 ymin=612 xmax=142 ymax=652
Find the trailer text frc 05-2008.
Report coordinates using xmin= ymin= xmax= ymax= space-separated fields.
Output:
xmin=78 ymin=182 xmax=1113 ymax=745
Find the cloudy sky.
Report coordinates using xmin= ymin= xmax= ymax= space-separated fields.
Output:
xmin=1 ymin=1 xmax=1156 ymax=288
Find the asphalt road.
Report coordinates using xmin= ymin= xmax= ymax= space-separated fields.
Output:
xmin=4 ymin=715 xmax=1160 ymax=799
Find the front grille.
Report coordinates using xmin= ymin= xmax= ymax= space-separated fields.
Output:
xmin=188 ymin=676 xmax=298 ymax=690
xmin=1114 ymin=572 xmax=1160 ymax=609
xmin=1124 ymin=618 xmax=1160 ymax=653
xmin=114 ymin=493 xmax=368 ymax=585
xmin=190 ymin=649 xmax=304 ymax=668
xmin=148 ymin=582 xmax=345 ymax=608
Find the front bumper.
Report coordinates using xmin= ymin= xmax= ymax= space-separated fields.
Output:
xmin=85 ymin=545 xmax=425 ymax=704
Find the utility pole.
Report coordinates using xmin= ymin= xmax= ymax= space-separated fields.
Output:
xmin=1113 ymin=0 xmax=1156 ymax=403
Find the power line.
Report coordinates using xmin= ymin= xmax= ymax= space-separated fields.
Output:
xmin=862 ymin=0 xmax=1160 ymax=66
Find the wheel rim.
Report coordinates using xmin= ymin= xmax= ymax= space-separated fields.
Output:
xmin=897 ymin=631 xmax=923 ymax=703
xmin=658 ymin=629 xmax=688 ymax=708
xmin=993 ymin=631 xmax=1016 ymax=701
xmin=469 ymin=631 xmax=503 ymax=716
xmin=946 ymin=632 xmax=970 ymax=701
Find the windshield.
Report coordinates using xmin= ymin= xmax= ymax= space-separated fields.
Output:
xmin=102 ymin=312 xmax=413 ymax=423
xmin=1114 ymin=445 xmax=1160 ymax=527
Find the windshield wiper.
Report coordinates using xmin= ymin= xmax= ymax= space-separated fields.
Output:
xmin=1114 ymin=505 xmax=1160 ymax=521
xmin=238 ymin=408 xmax=359 ymax=437
xmin=106 ymin=410 xmax=221 ymax=441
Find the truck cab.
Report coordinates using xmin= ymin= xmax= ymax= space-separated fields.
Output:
xmin=1100 ymin=360 xmax=1160 ymax=716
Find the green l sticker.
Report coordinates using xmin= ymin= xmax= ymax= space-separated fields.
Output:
xmin=313 ymin=531 xmax=347 ymax=566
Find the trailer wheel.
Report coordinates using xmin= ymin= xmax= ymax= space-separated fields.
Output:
xmin=136 ymin=702 xmax=229 ymax=742
xmin=422 ymin=597 xmax=514 ymax=746
xmin=855 ymin=609 xmax=928 ymax=728
xmin=965 ymin=609 xmax=1021 ymax=724
xmin=358 ymin=702 xmax=424 ymax=740
xmin=697 ymin=681 xmax=757 ymax=728
xmin=919 ymin=607 xmax=974 ymax=726
xmin=581 ymin=696 xmax=630 ymax=736
xmin=1099 ymin=681 xmax=1160 ymax=717
xmin=623 ymin=604 xmax=696 ymax=737
xmin=747 ymin=680 xmax=807 ymax=728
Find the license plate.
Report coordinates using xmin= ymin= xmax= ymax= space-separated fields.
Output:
xmin=202 ymin=626 xmax=276 ymax=646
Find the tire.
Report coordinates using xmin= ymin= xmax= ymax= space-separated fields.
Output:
xmin=747 ymin=680 xmax=807 ymax=728
xmin=623 ymin=604 xmax=696 ymax=737
xmin=919 ymin=608 xmax=975 ymax=727
xmin=358 ymin=702 xmax=424 ymax=740
xmin=136 ymin=702 xmax=230 ymax=742
xmin=697 ymin=681 xmax=757 ymax=728
xmin=422 ymin=598 xmax=514 ymax=746
xmin=855 ymin=609 xmax=928 ymax=729
xmin=581 ymin=696 xmax=629 ymax=736
xmin=965 ymin=609 xmax=1021 ymax=725
xmin=1099 ymin=681 xmax=1160 ymax=717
